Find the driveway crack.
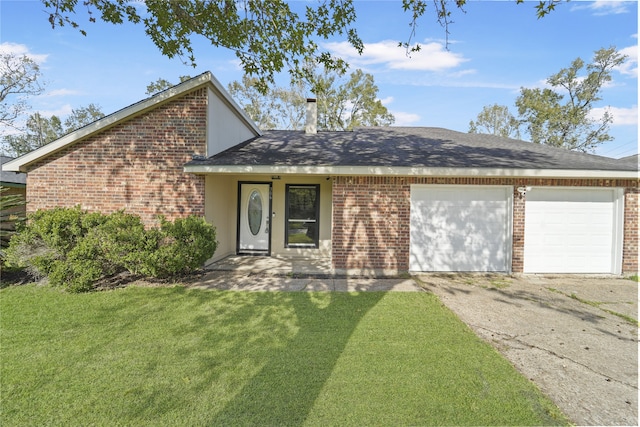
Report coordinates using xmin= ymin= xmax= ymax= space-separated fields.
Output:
xmin=475 ymin=326 xmax=639 ymax=390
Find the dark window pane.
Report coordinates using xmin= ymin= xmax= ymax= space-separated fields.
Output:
xmin=288 ymin=187 xmax=317 ymax=220
xmin=287 ymin=222 xmax=316 ymax=245
xmin=286 ymin=185 xmax=319 ymax=248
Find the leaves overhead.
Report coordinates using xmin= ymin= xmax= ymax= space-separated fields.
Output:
xmin=42 ymin=0 xmax=567 ymax=91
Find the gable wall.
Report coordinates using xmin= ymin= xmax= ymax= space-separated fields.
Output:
xmin=332 ymin=176 xmax=639 ymax=275
xmin=25 ymin=88 xmax=208 ymax=226
xmin=206 ymin=87 xmax=258 ymax=156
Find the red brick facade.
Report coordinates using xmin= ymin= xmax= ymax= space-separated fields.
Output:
xmin=332 ymin=176 xmax=639 ymax=275
xmin=25 ymin=88 xmax=208 ymax=226
xmin=622 ymin=187 xmax=639 ymax=274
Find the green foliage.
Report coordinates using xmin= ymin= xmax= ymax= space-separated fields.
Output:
xmin=143 ymin=215 xmax=218 ymax=277
xmin=470 ymin=47 xmax=627 ymax=152
xmin=40 ymin=0 xmax=566 ymax=92
xmin=145 ymin=76 xmax=192 ymax=96
xmin=315 ymin=69 xmax=395 ymax=131
xmin=468 ymin=104 xmax=521 ymax=139
xmin=2 ymin=104 xmax=105 ymax=157
xmin=515 ymin=46 xmax=627 ymax=152
xmin=4 ymin=207 xmax=217 ymax=292
xmin=0 ymin=51 xmax=45 ymax=129
xmin=228 ymin=68 xmax=394 ymax=131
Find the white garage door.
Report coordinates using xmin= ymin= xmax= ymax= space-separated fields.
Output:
xmin=524 ymin=188 xmax=623 ymax=274
xmin=410 ymin=186 xmax=512 ymax=272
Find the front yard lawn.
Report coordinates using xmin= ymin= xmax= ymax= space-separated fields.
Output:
xmin=0 ymin=285 xmax=569 ymax=426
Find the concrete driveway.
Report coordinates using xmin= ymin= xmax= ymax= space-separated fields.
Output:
xmin=416 ymin=274 xmax=638 ymax=426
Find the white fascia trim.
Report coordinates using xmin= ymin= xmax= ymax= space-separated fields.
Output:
xmin=183 ymin=164 xmax=639 ymax=179
xmin=3 ymin=72 xmax=260 ymax=172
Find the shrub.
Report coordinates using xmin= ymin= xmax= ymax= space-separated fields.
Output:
xmin=143 ymin=215 xmax=218 ymax=278
xmin=4 ymin=207 xmax=218 ymax=292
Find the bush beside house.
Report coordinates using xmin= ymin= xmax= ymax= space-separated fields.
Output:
xmin=4 ymin=207 xmax=217 ymax=292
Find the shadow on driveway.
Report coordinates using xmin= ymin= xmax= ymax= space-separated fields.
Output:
xmin=416 ymin=273 xmax=638 ymax=426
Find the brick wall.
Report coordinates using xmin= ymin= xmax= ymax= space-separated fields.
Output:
xmin=332 ymin=176 xmax=639 ymax=274
xmin=622 ymin=187 xmax=638 ymax=274
xmin=332 ymin=176 xmax=410 ymax=273
xmin=25 ymin=88 xmax=208 ymax=226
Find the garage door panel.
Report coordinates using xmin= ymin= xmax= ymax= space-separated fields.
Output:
xmin=410 ymin=186 xmax=511 ymax=272
xmin=524 ymin=188 xmax=621 ymax=274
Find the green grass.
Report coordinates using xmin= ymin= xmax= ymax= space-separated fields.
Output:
xmin=1 ymin=285 xmax=569 ymax=426
xmin=547 ymin=287 xmax=638 ymax=327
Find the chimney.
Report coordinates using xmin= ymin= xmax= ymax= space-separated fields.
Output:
xmin=305 ymin=98 xmax=317 ymax=134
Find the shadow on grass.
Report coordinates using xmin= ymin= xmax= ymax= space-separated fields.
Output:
xmin=203 ymin=288 xmax=385 ymax=425
xmin=98 ymin=284 xmax=385 ymax=425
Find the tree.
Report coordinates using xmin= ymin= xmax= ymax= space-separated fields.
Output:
xmin=515 ymin=47 xmax=626 ymax=152
xmin=228 ymin=69 xmax=394 ymax=131
xmin=41 ymin=0 xmax=565 ymax=91
xmin=315 ymin=69 xmax=394 ymax=131
xmin=229 ymin=76 xmax=309 ymax=130
xmin=2 ymin=104 xmax=105 ymax=156
xmin=0 ymin=52 xmax=45 ymax=130
xmin=468 ymin=104 xmax=521 ymax=139
xmin=63 ymin=104 xmax=105 ymax=131
xmin=145 ymin=76 xmax=192 ymax=95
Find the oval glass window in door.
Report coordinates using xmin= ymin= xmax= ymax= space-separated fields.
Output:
xmin=248 ymin=190 xmax=263 ymax=235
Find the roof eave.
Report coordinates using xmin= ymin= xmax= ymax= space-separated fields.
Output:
xmin=183 ymin=164 xmax=639 ymax=180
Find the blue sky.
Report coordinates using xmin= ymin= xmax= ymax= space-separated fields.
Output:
xmin=1 ymin=0 xmax=637 ymax=158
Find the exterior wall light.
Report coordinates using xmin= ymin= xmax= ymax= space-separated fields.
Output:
xmin=517 ymin=186 xmax=532 ymax=198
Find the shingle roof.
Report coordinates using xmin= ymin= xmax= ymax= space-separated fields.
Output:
xmin=187 ymin=127 xmax=637 ymax=172
xmin=0 ymin=156 xmax=26 ymax=186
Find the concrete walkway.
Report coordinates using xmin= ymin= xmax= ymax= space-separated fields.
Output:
xmin=190 ymin=271 xmax=422 ymax=292
xmin=200 ymin=255 xmax=421 ymax=291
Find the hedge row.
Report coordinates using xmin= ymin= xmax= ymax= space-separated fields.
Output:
xmin=4 ymin=207 xmax=217 ymax=292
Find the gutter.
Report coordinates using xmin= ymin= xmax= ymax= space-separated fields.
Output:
xmin=183 ymin=164 xmax=639 ymax=180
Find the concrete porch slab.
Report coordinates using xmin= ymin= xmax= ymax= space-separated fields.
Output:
xmin=205 ymin=255 xmax=334 ymax=277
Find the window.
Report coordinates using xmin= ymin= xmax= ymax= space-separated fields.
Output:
xmin=285 ymin=184 xmax=319 ymax=248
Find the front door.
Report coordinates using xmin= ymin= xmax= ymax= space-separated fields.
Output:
xmin=238 ymin=182 xmax=271 ymax=254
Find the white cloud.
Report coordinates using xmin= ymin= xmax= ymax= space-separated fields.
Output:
xmin=379 ymin=96 xmax=394 ymax=105
xmin=590 ymin=105 xmax=638 ymax=126
xmin=324 ymin=40 xmax=468 ymax=72
xmin=391 ymin=111 xmax=421 ymax=126
xmin=572 ymin=1 xmax=630 ymax=15
xmin=0 ymin=42 xmax=48 ymax=64
xmin=617 ymin=45 xmax=638 ymax=77
xmin=42 ymin=89 xmax=81 ymax=97
xmin=605 ymin=105 xmax=638 ymax=126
